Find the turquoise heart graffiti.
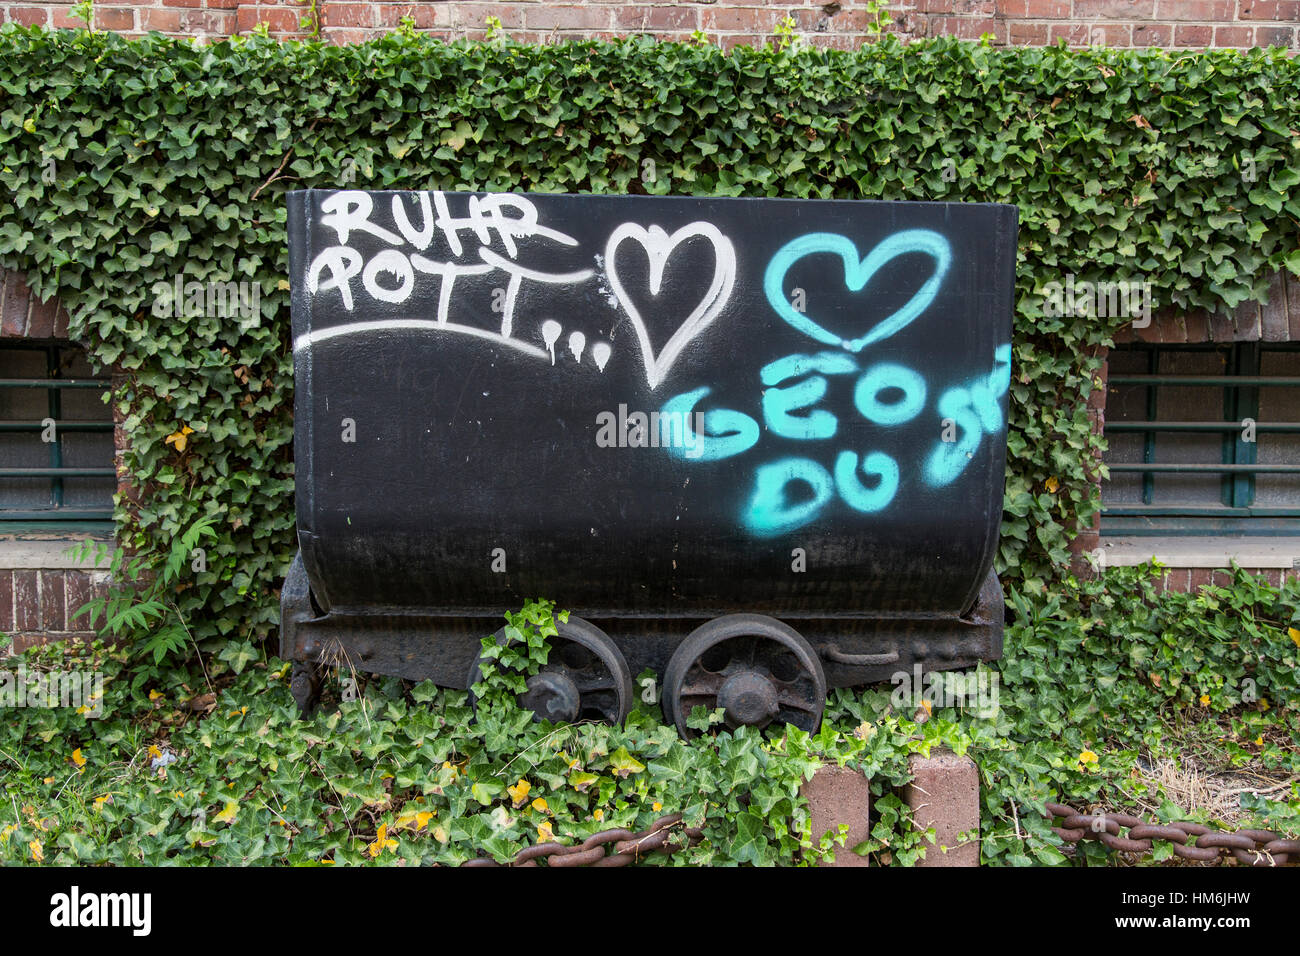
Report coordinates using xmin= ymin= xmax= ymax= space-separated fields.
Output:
xmin=657 ymin=228 xmax=1009 ymax=537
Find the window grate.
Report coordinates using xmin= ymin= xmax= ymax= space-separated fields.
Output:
xmin=0 ymin=342 xmax=115 ymax=526
xmin=1101 ymin=343 xmax=1300 ymax=536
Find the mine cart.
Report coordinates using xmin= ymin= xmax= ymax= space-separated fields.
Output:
xmin=282 ymin=189 xmax=1017 ymax=735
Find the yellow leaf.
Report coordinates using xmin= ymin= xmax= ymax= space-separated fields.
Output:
xmin=213 ymin=801 xmax=239 ymax=825
xmin=1077 ymin=749 xmax=1098 ymax=766
xmin=164 ymin=425 xmax=195 ymax=452
xmin=507 ymin=778 xmax=531 ymax=807
xmin=43 ymin=777 xmax=54 ymax=785
xmin=367 ymin=823 xmax=397 ymax=857
xmin=593 ymin=808 xmax=604 ymax=822
xmin=93 ymin=795 xmax=111 ymax=811
xmin=432 ymin=825 xmax=448 ymax=844
xmin=29 ymin=840 xmax=43 ymax=862
xmin=147 ymin=744 xmax=163 ymax=760
xmin=1045 ymin=476 xmax=1059 ymax=493
xmin=537 ymin=821 xmax=555 ymax=843
xmin=652 ymin=802 xmax=662 ymax=812
xmin=920 ymin=699 xmax=933 ymax=716
xmin=530 ymin=797 xmax=549 ymax=814
xmin=415 ymin=811 xmax=434 ymax=830
xmin=277 ymin=278 xmax=291 ymax=291
xmin=1199 ymin=694 xmax=1211 ymax=706
xmin=71 ymin=748 xmax=86 ymax=768
xmin=609 ymin=747 xmax=645 ymax=778
xmin=148 ymin=690 xmax=165 ymax=701
xmin=1289 ymin=627 xmax=1300 ymax=648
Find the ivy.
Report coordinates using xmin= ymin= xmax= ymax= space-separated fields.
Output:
xmin=1 ymin=26 xmax=1297 ymax=638
xmin=2 ymin=575 xmax=1296 ymax=866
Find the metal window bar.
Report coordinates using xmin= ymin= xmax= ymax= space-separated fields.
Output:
xmin=0 ymin=344 xmax=114 ymax=523
xmin=1102 ymin=343 xmax=1300 ymax=530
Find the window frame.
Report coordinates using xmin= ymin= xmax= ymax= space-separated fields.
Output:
xmin=0 ymin=340 xmax=115 ymax=532
xmin=1101 ymin=341 xmax=1300 ymax=537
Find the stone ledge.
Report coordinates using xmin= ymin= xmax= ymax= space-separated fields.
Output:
xmin=0 ymin=537 xmax=111 ymax=571
xmin=1098 ymin=535 xmax=1300 ymax=570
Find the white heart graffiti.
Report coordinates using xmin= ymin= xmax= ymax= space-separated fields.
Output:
xmin=604 ymin=222 xmax=736 ymax=390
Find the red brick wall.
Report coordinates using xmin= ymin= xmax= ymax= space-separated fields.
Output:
xmin=0 ymin=568 xmax=108 ymax=653
xmin=1 ymin=1 xmax=1296 ymax=49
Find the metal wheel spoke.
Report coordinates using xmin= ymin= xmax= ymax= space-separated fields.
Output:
xmin=775 ymin=691 xmax=820 ymax=713
xmin=678 ymin=671 xmax=724 ymax=697
xmin=573 ymin=673 xmax=617 ymax=693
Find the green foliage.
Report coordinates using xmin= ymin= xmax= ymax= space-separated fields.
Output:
xmin=0 ymin=27 xmax=1297 ymax=640
xmin=0 ymin=27 xmax=1297 ymax=866
xmin=4 ymin=579 xmax=1294 ymax=866
xmin=469 ymin=599 xmax=566 ymax=706
xmin=70 ymin=514 xmax=219 ymax=664
xmin=978 ymin=563 xmax=1300 ymax=864
xmin=0 ymin=601 xmax=836 ymax=866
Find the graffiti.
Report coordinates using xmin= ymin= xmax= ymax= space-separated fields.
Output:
xmin=924 ymin=344 xmax=1013 ymax=487
xmin=293 ymin=191 xmax=1013 ymax=540
xmin=604 ymin=222 xmax=736 ymax=390
xmin=297 ymin=191 xmax=736 ymax=390
xmin=762 ymin=230 xmax=951 ymax=353
xmin=300 ymin=190 xmax=599 ymax=362
xmin=658 ymin=387 xmax=760 ymax=462
xmin=659 ymin=228 xmax=1010 ymax=536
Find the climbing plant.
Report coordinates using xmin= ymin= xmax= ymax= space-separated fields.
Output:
xmin=0 ymin=25 xmax=1297 ymax=644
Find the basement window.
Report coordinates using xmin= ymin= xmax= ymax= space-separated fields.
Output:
xmin=1101 ymin=343 xmax=1300 ymax=536
xmin=0 ymin=341 xmax=115 ymax=532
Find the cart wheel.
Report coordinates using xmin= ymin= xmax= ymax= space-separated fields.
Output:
xmin=662 ymin=614 xmax=826 ymax=738
xmin=469 ymin=616 xmax=634 ymax=725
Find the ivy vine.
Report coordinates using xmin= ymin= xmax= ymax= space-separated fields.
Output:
xmin=0 ymin=26 xmax=1297 ymax=645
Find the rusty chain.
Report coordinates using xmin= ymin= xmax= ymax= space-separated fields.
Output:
xmin=464 ymin=800 xmax=1297 ymax=867
xmin=1046 ymin=801 xmax=1300 ymax=866
xmin=461 ymin=813 xmax=705 ymax=867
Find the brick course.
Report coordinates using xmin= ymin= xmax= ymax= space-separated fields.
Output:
xmin=0 ymin=1 xmax=1294 ymax=48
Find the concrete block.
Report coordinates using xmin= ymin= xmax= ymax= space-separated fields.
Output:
xmin=802 ymin=764 xmax=871 ymax=867
xmin=904 ymin=748 xmax=980 ymax=867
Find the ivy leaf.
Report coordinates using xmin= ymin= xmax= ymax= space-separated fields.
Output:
xmin=609 ymin=747 xmax=645 ymax=778
xmin=219 ymin=640 xmax=258 ymax=675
